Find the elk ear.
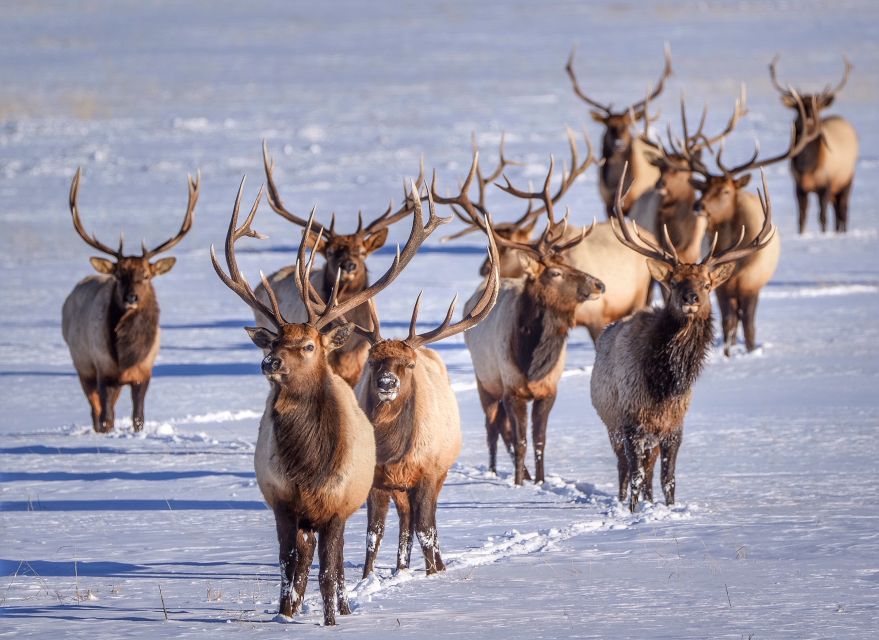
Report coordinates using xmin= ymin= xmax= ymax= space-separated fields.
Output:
xmin=734 ymin=174 xmax=751 ymax=189
xmin=781 ymin=94 xmax=798 ymax=108
xmin=518 ymin=253 xmax=539 ymax=277
xmin=688 ymin=177 xmax=707 ymax=191
xmin=645 ymin=151 xmax=664 ymax=169
xmin=304 ymin=230 xmax=327 ymax=255
xmin=89 ymin=257 xmax=115 ymax=274
xmin=321 ymin=322 xmax=353 ymax=352
xmin=820 ymin=94 xmax=835 ymax=108
xmin=709 ymin=263 xmax=737 ymax=288
xmin=363 ymin=228 xmax=389 ymax=254
xmin=150 ymin=257 xmax=176 ymax=276
xmin=646 ymin=259 xmax=674 ymax=289
xmin=590 ymin=110 xmax=607 ymax=123
xmin=245 ymin=326 xmax=276 ymax=349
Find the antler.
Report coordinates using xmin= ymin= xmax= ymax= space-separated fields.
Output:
xmin=822 ymin=55 xmax=853 ymax=101
xmin=262 ymin=140 xmax=332 ymax=241
xmin=565 ymin=47 xmax=612 ymax=113
xmin=297 ymin=180 xmax=451 ymax=331
xmin=701 ymin=170 xmax=776 ymax=267
xmin=360 ymin=158 xmax=426 ymax=235
xmin=628 ymin=44 xmax=673 ymax=117
xmin=69 ymin=167 xmax=124 ymax=258
xmin=210 ymin=177 xmax=284 ymax=329
xmin=609 ymin=162 xmax=679 ymax=265
xmin=142 ymin=171 xmax=200 ymax=258
xmin=768 ymin=55 xmax=792 ymax=97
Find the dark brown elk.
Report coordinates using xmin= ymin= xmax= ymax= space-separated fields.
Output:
xmin=357 ymin=199 xmax=500 ymax=577
xmin=684 ymin=98 xmax=819 ymax=355
xmin=566 ymin=45 xmax=672 ymax=218
xmin=61 ymin=168 xmax=198 ymax=433
xmin=592 ymin=167 xmax=776 ymax=512
xmin=438 ymin=135 xmax=651 ymax=342
xmin=768 ymin=55 xmax=859 ymax=233
xmin=449 ymin=158 xmax=605 ymax=484
xmin=255 ymin=140 xmax=423 ymax=386
xmin=210 ymin=177 xmax=446 ymax=625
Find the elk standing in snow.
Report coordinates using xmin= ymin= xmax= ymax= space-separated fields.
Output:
xmin=62 ymin=168 xmax=198 ymax=433
xmin=768 ymin=55 xmax=858 ymax=233
xmin=357 ymin=197 xmax=500 ymax=577
xmin=255 ymin=141 xmax=423 ymax=386
xmin=442 ymin=158 xmax=605 ymax=484
xmin=211 ymin=178 xmax=446 ymax=625
xmin=592 ymin=168 xmax=776 ymax=512
xmin=566 ymin=45 xmax=672 ymax=218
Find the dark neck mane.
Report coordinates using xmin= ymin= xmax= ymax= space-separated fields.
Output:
xmin=364 ymin=376 xmax=417 ymax=466
xmin=643 ymin=309 xmax=714 ymax=401
xmin=792 ymin=118 xmax=822 ymax=174
xmin=512 ymin=284 xmax=575 ymax=382
xmin=110 ymin=291 xmax=160 ymax=371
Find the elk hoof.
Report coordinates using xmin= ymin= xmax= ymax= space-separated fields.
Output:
xmin=132 ymin=417 xmax=144 ymax=432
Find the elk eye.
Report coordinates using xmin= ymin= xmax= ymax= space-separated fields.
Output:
xmin=303 ymin=343 xmax=315 ymax=352
xmin=406 ymin=362 xmax=415 ymax=369
xmin=704 ymin=283 xmax=711 ymax=290
xmin=549 ymin=269 xmax=562 ymax=278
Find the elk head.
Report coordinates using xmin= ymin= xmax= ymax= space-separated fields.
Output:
xmin=263 ymin=140 xmax=424 ymax=293
xmin=212 ymin=176 xmax=449 ymax=388
xmin=566 ymin=45 xmax=671 ymax=157
xmin=769 ymin=55 xmax=851 ymax=133
xmin=612 ymin=163 xmax=776 ymax=320
xmin=69 ymin=168 xmax=199 ymax=311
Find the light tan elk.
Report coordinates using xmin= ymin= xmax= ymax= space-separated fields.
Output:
xmin=683 ymin=99 xmax=819 ymax=355
xmin=630 ymin=88 xmax=748 ymax=262
xmin=255 ymin=140 xmax=423 ymax=386
xmin=768 ymin=55 xmax=859 ymax=233
xmin=357 ymin=200 xmax=500 ymax=577
xmin=62 ymin=168 xmax=198 ymax=433
xmin=592 ymin=167 xmax=776 ymax=511
xmin=566 ymin=45 xmax=672 ymax=217
xmin=449 ymin=159 xmax=605 ymax=484
xmin=440 ymin=134 xmax=653 ymax=342
xmin=210 ymin=177 xmax=447 ymax=625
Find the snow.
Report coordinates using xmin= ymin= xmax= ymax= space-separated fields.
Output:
xmin=2 ymin=0 xmax=878 ymax=638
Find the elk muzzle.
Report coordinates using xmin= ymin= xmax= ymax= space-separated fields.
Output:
xmin=261 ymin=353 xmax=285 ymax=378
xmin=376 ymin=371 xmax=400 ymax=403
xmin=577 ymin=276 xmax=605 ymax=302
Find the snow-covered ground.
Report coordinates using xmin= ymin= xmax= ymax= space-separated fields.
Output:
xmin=2 ymin=1 xmax=878 ymax=638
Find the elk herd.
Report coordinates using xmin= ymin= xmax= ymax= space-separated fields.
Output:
xmin=60 ymin=49 xmax=858 ymax=624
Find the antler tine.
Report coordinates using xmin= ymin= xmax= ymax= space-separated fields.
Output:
xmin=704 ymin=169 xmax=776 ymax=267
xmin=696 ymin=84 xmax=748 ymax=153
xmin=553 ymin=217 xmax=596 ymax=254
xmin=609 ymin=162 xmax=678 ymax=265
xmin=629 ymin=43 xmax=673 ymax=114
xmin=497 ymin=154 xmax=557 ymax=224
xmin=565 ymin=47 xmax=612 ymax=113
xmin=292 ymin=208 xmax=325 ymax=326
xmin=716 ymin=139 xmax=760 ymax=176
xmin=262 ymin=139 xmax=331 ymax=239
xmin=825 ymin=55 xmax=852 ymax=99
xmin=210 ymin=177 xmax=281 ymax=329
xmin=768 ymin=55 xmax=792 ymax=97
xmin=143 ymin=169 xmax=200 ymax=258
xmin=312 ymin=178 xmax=451 ymax=330
xmin=406 ymin=211 xmax=501 ymax=350
xmin=362 ymin=157 xmax=427 ymax=235
xmin=69 ymin=167 xmax=125 ymax=258
xmin=352 ymin=298 xmax=383 ymax=344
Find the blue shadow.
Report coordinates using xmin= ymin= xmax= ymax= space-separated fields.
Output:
xmin=0 ymin=499 xmax=268 ymax=512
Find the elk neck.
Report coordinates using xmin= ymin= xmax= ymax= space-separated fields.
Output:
xmin=269 ymin=367 xmax=345 ymax=493
xmin=108 ymin=284 xmax=159 ymax=371
xmin=643 ymin=306 xmax=714 ymax=402
xmin=363 ymin=369 xmax=418 ymax=466
xmin=791 ymin=118 xmax=823 ymax=175
xmin=513 ymin=281 xmax=576 ymax=382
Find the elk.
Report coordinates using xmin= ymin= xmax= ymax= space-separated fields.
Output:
xmin=255 ymin=140 xmax=423 ymax=386
xmin=357 ymin=198 xmax=500 ymax=578
xmin=445 ymin=158 xmax=605 ymax=484
xmin=61 ymin=168 xmax=198 ymax=433
xmin=210 ymin=176 xmax=446 ymax=625
xmin=440 ymin=133 xmax=652 ymax=342
xmin=683 ymin=96 xmax=819 ymax=355
xmin=592 ymin=167 xmax=776 ymax=512
xmin=768 ymin=55 xmax=859 ymax=233
xmin=565 ymin=45 xmax=672 ymax=218
xmin=630 ymin=87 xmax=749 ymax=263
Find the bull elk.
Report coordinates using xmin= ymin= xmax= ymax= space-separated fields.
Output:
xmin=255 ymin=140 xmax=423 ymax=386
xmin=440 ymin=132 xmax=653 ymax=342
xmin=768 ymin=55 xmax=859 ymax=233
xmin=592 ymin=167 xmax=776 ymax=512
xmin=448 ymin=158 xmax=605 ymax=484
xmin=566 ymin=45 xmax=672 ymax=218
xmin=62 ymin=168 xmax=198 ymax=433
xmin=357 ymin=197 xmax=500 ymax=577
xmin=210 ymin=177 xmax=446 ymax=625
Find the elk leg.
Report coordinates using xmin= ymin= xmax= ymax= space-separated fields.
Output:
xmin=78 ymin=376 xmax=101 ymax=432
xmin=273 ymin=505 xmax=298 ymax=618
xmin=363 ymin=488 xmax=390 ymax=579
xmin=431 ymin=473 xmax=448 ymax=572
xmin=502 ymin=395 xmax=529 ymax=485
xmin=641 ymin=445 xmax=660 ymax=503
xmin=716 ymin=290 xmax=738 ymax=356
xmin=740 ymin=294 xmax=760 ymax=352
xmin=130 ymin=377 xmax=150 ymax=432
xmin=97 ymin=380 xmax=120 ymax=432
xmin=531 ymin=394 xmax=556 ymax=484
xmin=623 ymin=426 xmax=652 ymax=513
xmin=393 ymin=490 xmax=413 ymax=572
xmin=614 ymin=445 xmax=629 ymax=502
xmin=834 ymin=181 xmax=852 ymax=233
xmin=412 ymin=478 xmax=441 ymax=575
xmin=796 ymin=185 xmax=809 ymax=234
xmin=318 ymin=516 xmax=344 ymax=626
xmin=336 ymin=528 xmax=350 ymax=615
xmin=816 ymin=187 xmax=830 ymax=233
xmin=477 ymin=381 xmax=502 ymax=474
xmin=660 ymin=432 xmax=682 ymax=506
xmin=292 ymin=525 xmax=316 ymax=614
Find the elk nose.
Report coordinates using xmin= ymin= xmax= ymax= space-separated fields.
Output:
xmin=595 ymin=279 xmax=606 ymax=294
xmin=341 ymin=260 xmax=357 ymax=273
xmin=261 ymin=355 xmax=282 ymax=374
xmin=693 ymin=200 xmax=703 ymax=214
xmin=377 ymin=372 xmax=399 ymax=392
xmin=683 ymin=290 xmax=699 ymax=305
xmin=125 ymin=293 xmax=138 ymax=304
